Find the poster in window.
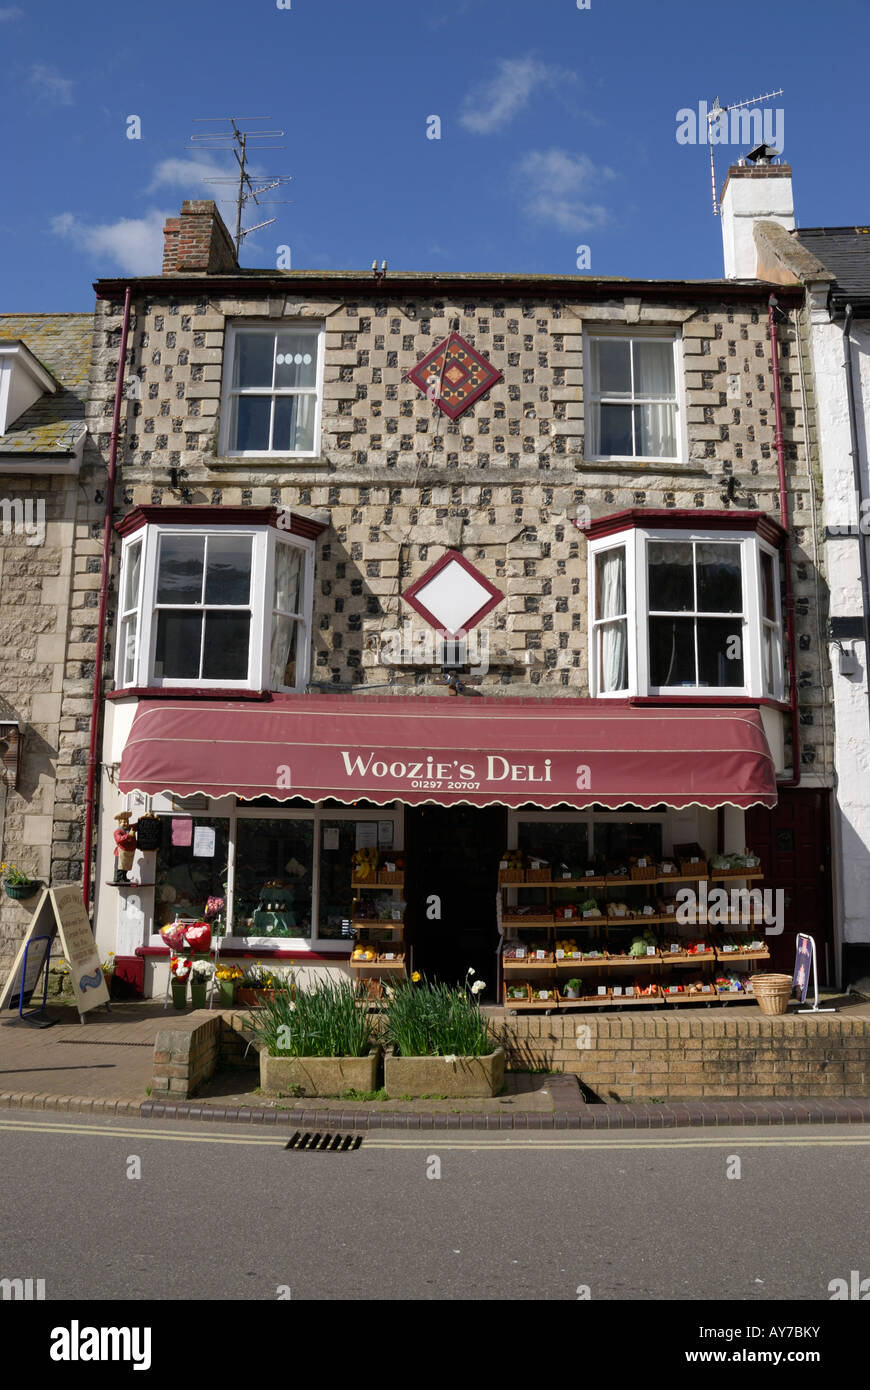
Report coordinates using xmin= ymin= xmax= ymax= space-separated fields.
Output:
xmin=171 ymin=818 xmax=193 ymax=847
xmin=193 ymin=826 xmax=216 ymax=857
xmin=323 ymin=828 xmax=340 ymax=851
xmin=355 ymin=822 xmax=378 ymax=849
xmin=378 ymin=820 xmax=394 ymax=847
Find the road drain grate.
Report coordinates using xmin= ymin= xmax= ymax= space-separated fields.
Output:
xmin=285 ymin=1131 xmax=363 ymax=1152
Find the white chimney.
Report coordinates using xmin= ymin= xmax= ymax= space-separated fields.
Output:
xmin=720 ymin=162 xmax=794 ymax=278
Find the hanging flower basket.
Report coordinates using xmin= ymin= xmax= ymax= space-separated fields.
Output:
xmin=4 ymin=878 xmax=40 ymax=901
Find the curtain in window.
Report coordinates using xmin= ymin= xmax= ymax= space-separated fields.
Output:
xmin=635 ymin=341 xmax=676 ymax=457
xmin=598 ymin=548 xmax=628 ymax=692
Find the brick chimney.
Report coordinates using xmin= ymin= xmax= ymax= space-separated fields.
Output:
xmin=720 ymin=163 xmax=794 ymax=279
xmin=162 ymin=200 xmax=239 ymax=275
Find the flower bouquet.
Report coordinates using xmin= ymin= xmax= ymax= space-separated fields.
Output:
xmin=169 ymin=955 xmax=192 ymax=1009
xmin=214 ymin=962 xmax=243 ymax=1008
xmin=190 ymin=958 xmax=214 ymax=1009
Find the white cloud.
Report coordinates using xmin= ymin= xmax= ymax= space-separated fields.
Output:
xmin=148 ymin=154 xmax=229 ymax=193
xmin=29 ymin=63 xmax=74 ymax=106
xmin=51 ymin=209 xmax=170 ymax=274
xmin=459 ymin=57 xmax=574 ymax=135
xmin=514 ymin=148 xmax=616 ymax=234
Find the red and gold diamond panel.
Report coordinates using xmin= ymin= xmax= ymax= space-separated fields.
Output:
xmin=407 ymin=331 xmax=503 ymax=420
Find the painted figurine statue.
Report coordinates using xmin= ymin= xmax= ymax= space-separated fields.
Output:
xmin=113 ymin=812 xmax=137 ymax=883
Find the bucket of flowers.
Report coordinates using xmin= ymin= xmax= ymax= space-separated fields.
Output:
xmin=2 ymin=861 xmax=40 ymax=901
xmin=190 ymin=959 xmax=214 ymax=1009
xmin=169 ymin=955 xmax=192 ymax=1009
xmin=214 ymin=962 xmax=243 ymax=1008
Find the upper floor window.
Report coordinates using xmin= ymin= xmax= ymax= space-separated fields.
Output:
xmin=587 ymin=520 xmax=784 ymax=700
xmin=585 ymin=332 xmax=681 ymax=462
xmin=221 ymin=322 xmax=323 ymax=458
xmin=116 ymin=518 xmax=314 ymax=692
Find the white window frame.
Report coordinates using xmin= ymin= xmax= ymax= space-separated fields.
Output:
xmin=587 ymin=526 xmax=784 ymax=700
xmin=583 ymin=326 xmax=687 ymax=465
xmin=219 ymin=320 xmax=325 ymax=459
xmin=115 ymin=524 xmax=315 ymax=692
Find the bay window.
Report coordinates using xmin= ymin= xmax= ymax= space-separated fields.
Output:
xmin=586 ymin=331 xmax=682 ymax=461
xmin=587 ymin=519 xmax=785 ymax=699
xmin=115 ymin=514 xmax=314 ymax=692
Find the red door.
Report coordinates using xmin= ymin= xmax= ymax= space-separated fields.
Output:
xmin=746 ymin=788 xmax=834 ymax=983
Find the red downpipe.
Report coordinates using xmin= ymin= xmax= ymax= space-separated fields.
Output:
xmin=768 ymin=293 xmax=800 ymax=787
xmin=82 ymin=286 xmax=133 ymax=908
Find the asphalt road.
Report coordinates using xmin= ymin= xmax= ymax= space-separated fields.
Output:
xmin=0 ymin=1111 xmax=868 ymax=1302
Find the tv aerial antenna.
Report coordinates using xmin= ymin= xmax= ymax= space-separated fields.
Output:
xmin=706 ymin=88 xmax=783 ymax=215
xmin=190 ymin=116 xmax=293 ymax=255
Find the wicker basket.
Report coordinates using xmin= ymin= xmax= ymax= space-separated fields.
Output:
xmin=630 ymin=864 xmax=657 ymax=881
xmin=378 ymin=870 xmax=404 ymax=885
xmin=526 ymin=868 xmax=551 ymax=882
xmin=749 ymin=973 xmax=793 ymax=1015
xmin=498 ymin=869 xmax=525 ymax=884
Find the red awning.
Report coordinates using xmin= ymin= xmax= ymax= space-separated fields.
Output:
xmin=118 ymin=695 xmax=778 ymax=811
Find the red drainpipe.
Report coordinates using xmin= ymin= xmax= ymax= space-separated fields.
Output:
xmin=768 ymin=293 xmax=800 ymax=787
xmin=82 ymin=285 xmax=133 ymax=908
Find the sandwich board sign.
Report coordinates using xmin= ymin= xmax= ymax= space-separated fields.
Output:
xmin=0 ymin=884 xmax=110 ymax=1018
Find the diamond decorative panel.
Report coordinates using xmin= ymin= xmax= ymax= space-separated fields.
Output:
xmin=407 ymin=331 xmax=503 ymax=420
xmin=402 ymin=549 xmax=503 ymax=636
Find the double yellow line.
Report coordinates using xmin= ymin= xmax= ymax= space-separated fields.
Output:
xmin=2 ymin=1117 xmax=869 ymax=1152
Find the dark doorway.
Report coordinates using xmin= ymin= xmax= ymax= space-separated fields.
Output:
xmin=746 ymin=788 xmax=834 ymax=982
xmin=404 ymin=805 xmax=506 ymax=999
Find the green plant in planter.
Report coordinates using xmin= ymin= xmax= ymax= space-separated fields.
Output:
xmin=244 ymin=976 xmax=375 ymax=1058
xmin=563 ymin=978 xmax=582 ymax=997
xmin=2 ymin=861 xmax=38 ymax=899
xmin=384 ymin=970 xmax=492 ymax=1058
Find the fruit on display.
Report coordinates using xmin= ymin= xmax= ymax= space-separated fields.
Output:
xmin=507 ymin=982 xmax=530 ymax=1000
xmin=606 ymin=901 xmax=633 ymax=918
xmin=579 ymin=898 xmax=600 ymax=916
xmin=685 ymin=938 xmax=711 ymax=955
xmin=352 ymin=847 xmax=379 ymax=880
xmin=500 ymin=849 xmax=524 ymax=870
xmin=351 ymin=944 xmax=377 ymax=962
xmin=554 ymin=937 xmax=580 ymax=957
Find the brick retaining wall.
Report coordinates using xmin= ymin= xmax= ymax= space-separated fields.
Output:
xmin=151 ymin=1011 xmax=258 ymax=1099
xmin=496 ymin=1008 xmax=870 ymax=1100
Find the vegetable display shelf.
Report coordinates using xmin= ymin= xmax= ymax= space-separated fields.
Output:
xmin=349 ymin=876 xmax=407 ymax=987
xmin=499 ymin=865 xmax=770 ymax=1011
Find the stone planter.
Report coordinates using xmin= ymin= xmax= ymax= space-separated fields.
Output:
xmin=260 ymin=1048 xmax=380 ymax=1098
xmin=384 ymin=1046 xmax=505 ymax=1098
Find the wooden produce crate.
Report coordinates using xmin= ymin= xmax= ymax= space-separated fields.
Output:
xmin=498 ymin=868 xmax=525 ymax=884
xmin=525 ymin=867 xmax=551 ymax=883
xmin=502 ymin=912 xmax=554 ymax=926
xmin=630 ymin=863 xmax=658 ymax=881
xmin=673 ymin=842 xmax=708 ymax=878
xmin=503 ymin=981 xmax=531 ymax=1006
xmin=710 ymin=865 xmax=762 ymax=878
xmin=662 ymin=981 xmax=717 ymax=1003
xmin=575 ymin=987 xmax=613 ymax=1005
xmin=378 ymin=870 xmax=405 ymax=886
xmin=351 ymin=872 xmax=378 ymax=888
xmin=611 ymin=988 xmax=661 ymax=1005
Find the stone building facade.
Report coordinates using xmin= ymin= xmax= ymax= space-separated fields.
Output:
xmin=49 ymin=197 xmax=839 ymax=997
xmin=0 ymin=313 xmax=95 ymax=977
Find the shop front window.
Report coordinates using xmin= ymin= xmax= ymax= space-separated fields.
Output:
xmin=154 ymin=817 xmax=230 ymax=931
xmin=232 ymin=817 xmax=314 ymax=938
xmin=318 ymin=818 xmax=360 ymax=940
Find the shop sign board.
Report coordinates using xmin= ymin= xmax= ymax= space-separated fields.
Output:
xmin=0 ymin=885 xmax=110 ymax=1016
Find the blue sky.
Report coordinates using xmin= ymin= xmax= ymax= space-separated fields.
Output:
xmin=2 ymin=0 xmax=868 ymax=311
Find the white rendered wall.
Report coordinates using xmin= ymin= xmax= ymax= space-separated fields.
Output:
xmin=808 ymin=303 xmax=870 ymax=948
xmin=721 ymin=174 xmax=795 ymax=279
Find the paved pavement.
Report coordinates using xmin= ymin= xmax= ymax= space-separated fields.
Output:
xmin=3 ymin=998 xmax=870 ymax=1131
xmin=0 ymin=1109 xmax=868 ymax=1305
